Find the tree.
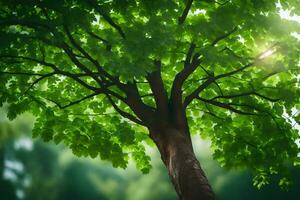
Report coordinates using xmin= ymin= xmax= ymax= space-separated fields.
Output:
xmin=0 ymin=0 xmax=299 ymax=199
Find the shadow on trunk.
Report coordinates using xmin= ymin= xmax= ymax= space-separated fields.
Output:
xmin=150 ymin=127 xmax=215 ymax=200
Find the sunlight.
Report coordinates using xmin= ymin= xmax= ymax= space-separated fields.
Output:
xmin=291 ymin=32 xmax=300 ymax=41
xmin=276 ymin=1 xmax=300 ymax=23
xmin=238 ymin=35 xmax=245 ymax=44
xmin=258 ymin=48 xmax=276 ymax=59
xmin=277 ymin=1 xmax=300 ymax=40
xmin=255 ymin=2 xmax=300 ymax=60
xmin=278 ymin=7 xmax=300 ymax=23
xmin=190 ymin=9 xmax=207 ymax=16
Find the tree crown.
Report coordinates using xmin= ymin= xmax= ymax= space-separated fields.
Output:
xmin=0 ymin=0 xmax=299 ymax=188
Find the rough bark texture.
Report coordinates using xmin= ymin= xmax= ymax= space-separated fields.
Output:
xmin=150 ymin=127 xmax=215 ymax=200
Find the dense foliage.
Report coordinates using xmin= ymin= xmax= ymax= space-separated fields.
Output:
xmin=0 ymin=0 xmax=299 ymax=189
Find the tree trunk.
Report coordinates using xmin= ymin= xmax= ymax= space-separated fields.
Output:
xmin=150 ymin=127 xmax=214 ymax=200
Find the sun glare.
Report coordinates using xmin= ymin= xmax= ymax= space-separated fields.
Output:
xmin=291 ymin=32 xmax=300 ymax=41
xmin=277 ymin=1 xmax=300 ymax=23
xmin=190 ymin=9 xmax=207 ymax=16
xmin=278 ymin=8 xmax=300 ymax=23
xmin=258 ymin=49 xmax=276 ymax=59
xmin=276 ymin=1 xmax=300 ymax=40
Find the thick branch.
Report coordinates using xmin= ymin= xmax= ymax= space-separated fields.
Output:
xmin=122 ymin=82 xmax=155 ymax=125
xmin=146 ymin=60 xmax=168 ymax=115
xmin=170 ymin=44 xmax=200 ymax=107
xmin=170 ymin=43 xmax=201 ymax=126
xmin=178 ymin=0 xmax=194 ymax=25
xmin=184 ymin=43 xmax=197 ymax=68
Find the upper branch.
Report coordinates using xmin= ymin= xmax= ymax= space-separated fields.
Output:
xmin=211 ymin=91 xmax=280 ymax=102
xmin=63 ymin=25 xmax=120 ymax=87
xmin=215 ymin=62 xmax=253 ymax=79
xmin=146 ymin=60 xmax=168 ymax=115
xmin=0 ymin=14 xmax=156 ymax=128
xmin=0 ymin=70 xmax=56 ymax=93
xmin=183 ymin=62 xmax=254 ymax=108
xmin=219 ymin=47 xmax=245 ymax=59
xmin=0 ymin=55 xmax=99 ymax=91
xmin=60 ymin=43 xmax=103 ymax=83
xmin=197 ymin=97 xmax=257 ymax=115
xmin=1 ymin=16 xmax=118 ymax=90
xmin=121 ymin=82 xmax=155 ymax=125
xmin=86 ymin=0 xmax=125 ymax=39
xmin=183 ymin=43 xmax=281 ymax=108
xmin=0 ymin=18 xmax=53 ymax=31
xmin=183 ymin=76 xmax=215 ymax=108
xmin=214 ymin=0 xmax=230 ymax=6
xmin=211 ymin=26 xmax=238 ymax=46
xmin=0 ymin=71 xmax=47 ymax=76
xmin=87 ymin=31 xmax=112 ymax=51
xmin=170 ymin=43 xmax=200 ymax=107
xmin=178 ymin=0 xmax=194 ymax=25
xmin=23 ymin=72 xmax=56 ymax=94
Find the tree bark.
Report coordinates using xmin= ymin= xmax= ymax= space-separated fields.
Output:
xmin=150 ymin=127 xmax=214 ymax=200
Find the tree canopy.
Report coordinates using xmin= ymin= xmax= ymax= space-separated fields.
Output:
xmin=0 ymin=0 xmax=299 ymax=189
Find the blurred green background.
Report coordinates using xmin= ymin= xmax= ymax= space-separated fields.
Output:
xmin=1 ymin=105 xmax=300 ymax=200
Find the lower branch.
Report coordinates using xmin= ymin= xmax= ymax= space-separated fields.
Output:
xmin=106 ymin=94 xmax=145 ymax=126
xmin=45 ymin=92 xmax=100 ymax=109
